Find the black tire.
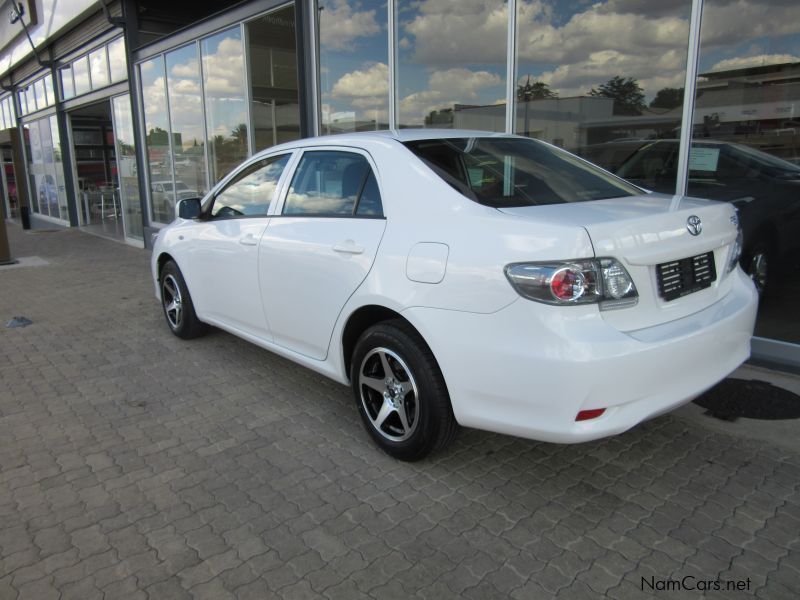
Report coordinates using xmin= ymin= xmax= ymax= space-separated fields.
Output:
xmin=742 ymin=240 xmax=770 ymax=296
xmin=351 ymin=320 xmax=457 ymax=461
xmin=160 ymin=260 xmax=207 ymax=339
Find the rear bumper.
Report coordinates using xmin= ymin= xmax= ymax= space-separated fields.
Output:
xmin=403 ymin=268 xmax=758 ymax=443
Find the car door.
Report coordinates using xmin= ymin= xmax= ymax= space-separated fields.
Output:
xmin=182 ymin=152 xmax=293 ymax=339
xmin=259 ymin=148 xmax=387 ymax=360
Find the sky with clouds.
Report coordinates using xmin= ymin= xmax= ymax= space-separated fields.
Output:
xmin=318 ymin=0 xmax=800 ymax=128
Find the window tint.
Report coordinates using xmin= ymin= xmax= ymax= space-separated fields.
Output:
xmin=211 ymin=154 xmax=290 ymax=218
xmin=284 ymin=151 xmax=374 ymax=216
xmin=404 ymin=137 xmax=640 ymax=208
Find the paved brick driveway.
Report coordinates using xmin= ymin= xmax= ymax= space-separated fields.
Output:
xmin=1 ymin=225 xmax=798 ymax=599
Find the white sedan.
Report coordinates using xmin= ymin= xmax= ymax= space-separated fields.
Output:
xmin=151 ymin=130 xmax=758 ymax=460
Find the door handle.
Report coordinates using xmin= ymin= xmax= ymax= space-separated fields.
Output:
xmin=239 ymin=233 xmax=258 ymax=246
xmin=332 ymin=240 xmax=365 ymax=255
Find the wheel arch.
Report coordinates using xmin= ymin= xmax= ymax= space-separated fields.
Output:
xmin=156 ymin=252 xmax=177 ymax=281
xmin=341 ymin=304 xmax=427 ymax=380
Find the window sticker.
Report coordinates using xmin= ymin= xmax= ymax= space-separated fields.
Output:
xmin=689 ymin=147 xmax=720 ymax=172
xmin=467 ymin=168 xmax=484 ymax=187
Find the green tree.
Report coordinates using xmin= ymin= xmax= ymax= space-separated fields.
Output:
xmin=517 ymin=76 xmax=557 ymax=102
xmin=588 ymin=76 xmax=646 ymax=116
xmin=649 ymin=87 xmax=684 ymax=110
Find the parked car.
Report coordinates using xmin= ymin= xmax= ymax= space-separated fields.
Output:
xmin=577 ymin=139 xmax=800 ymax=294
xmin=151 ymin=131 xmax=757 ymax=460
xmin=151 ymin=179 xmax=199 ymax=221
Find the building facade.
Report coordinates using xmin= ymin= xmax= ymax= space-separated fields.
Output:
xmin=0 ymin=0 xmax=797 ymax=369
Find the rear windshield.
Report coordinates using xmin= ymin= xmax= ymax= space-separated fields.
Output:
xmin=403 ymin=137 xmax=641 ymax=208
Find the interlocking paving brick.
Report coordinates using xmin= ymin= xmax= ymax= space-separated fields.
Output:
xmin=1 ymin=225 xmax=799 ymax=598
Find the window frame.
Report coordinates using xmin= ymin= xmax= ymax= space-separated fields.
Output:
xmin=201 ymin=150 xmax=295 ymax=220
xmin=275 ymin=146 xmax=385 ymax=219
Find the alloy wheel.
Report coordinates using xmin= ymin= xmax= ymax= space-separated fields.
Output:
xmin=358 ymin=347 xmax=419 ymax=442
xmin=162 ymin=274 xmax=183 ymax=329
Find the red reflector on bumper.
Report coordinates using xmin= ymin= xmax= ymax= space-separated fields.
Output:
xmin=576 ymin=408 xmax=606 ymax=422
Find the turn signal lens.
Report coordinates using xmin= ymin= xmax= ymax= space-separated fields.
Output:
xmin=505 ymin=258 xmax=637 ymax=309
xmin=576 ymin=408 xmax=606 ymax=421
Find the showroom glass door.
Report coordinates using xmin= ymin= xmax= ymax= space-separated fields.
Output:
xmin=111 ymin=94 xmax=143 ymax=243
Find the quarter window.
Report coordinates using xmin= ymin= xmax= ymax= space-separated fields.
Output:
xmin=284 ymin=151 xmax=382 ymax=217
xmin=210 ymin=154 xmax=290 ymax=218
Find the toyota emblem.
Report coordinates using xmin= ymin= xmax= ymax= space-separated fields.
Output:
xmin=686 ymin=215 xmax=702 ymax=236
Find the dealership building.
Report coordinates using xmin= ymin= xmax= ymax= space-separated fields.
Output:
xmin=0 ymin=0 xmax=797 ymax=369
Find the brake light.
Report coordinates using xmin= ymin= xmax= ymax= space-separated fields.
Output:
xmin=505 ymin=258 xmax=637 ymax=310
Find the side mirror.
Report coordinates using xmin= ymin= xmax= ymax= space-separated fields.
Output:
xmin=178 ymin=197 xmax=202 ymax=219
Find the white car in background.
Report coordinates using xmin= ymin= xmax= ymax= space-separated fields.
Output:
xmin=151 ymin=130 xmax=758 ymax=460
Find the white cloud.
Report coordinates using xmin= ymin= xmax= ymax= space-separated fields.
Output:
xmin=320 ymin=0 xmax=381 ymax=51
xmin=201 ymin=37 xmax=244 ymax=95
xmin=399 ymin=68 xmax=503 ymax=125
xmin=332 ymin=62 xmax=389 ymax=98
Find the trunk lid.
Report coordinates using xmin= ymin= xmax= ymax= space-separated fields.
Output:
xmin=498 ymin=193 xmax=740 ymax=331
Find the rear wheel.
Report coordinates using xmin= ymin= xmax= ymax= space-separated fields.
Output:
xmin=160 ymin=260 xmax=206 ymax=339
xmin=351 ymin=320 xmax=457 ymax=461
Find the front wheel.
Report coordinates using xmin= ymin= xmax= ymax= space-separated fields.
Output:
xmin=160 ymin=260 xmax=206 ymax=339
xmin=351 ymin=320 xmax=457 ymax=461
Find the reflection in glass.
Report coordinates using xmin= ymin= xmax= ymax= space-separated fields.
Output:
xmin=318 ymin=0 xmax=389 ymax=134
xmin=140 ymin=56 xmax=174 ymax=223
xmin=166 ymin=44 xmax=208 ymax=202
xmin=89 ymin=47 xmax=110 ymax=89
xmin=247 ymin=7 xmax=301 ymax=150
xmin=43 ymin=74 xmax=54 ymax=106
xmin=112 ymin=94 xmax=143 ymax=240
xmin=25 ymin=116 xmax=68 ymax=221
xmin=396 ymin=0 xmax=506 ymax=130
xmin=211 ymin=154 xmax=290 ymax=217
xmin=202 ymin=27 xmax=247 ymax=184
xmin=691 ymin=0 xmax=800 ymax=344
xmin=34 ymin=79 xmax=46 ymax=110
xmin=17 ymin=90 xmax=26 ymax=115
xmin=515 ymin=0 xmax=691 ymax=195
xmin=73 ymin=56 xmax=91 ymax=96
xmin=25 ymin=86 xmax=36 ymax=113
xmin=60 ymin=66 xmax=75 ymax=100
xmin=108 ymin=37 xmax=127 ymax=82
xmin=49 ymin=115 xmax=68 ymax=220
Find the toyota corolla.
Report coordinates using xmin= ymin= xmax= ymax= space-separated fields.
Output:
xmin=151 ymin=130 xmax=758 ymax=460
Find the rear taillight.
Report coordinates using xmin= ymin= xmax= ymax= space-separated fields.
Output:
xmin=505 ymin=257 xmax=637 ymax=310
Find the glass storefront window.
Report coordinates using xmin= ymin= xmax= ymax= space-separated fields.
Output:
xmin=60 ymin=66 xmax=75 ymax=100
xmin=89 ymin=47 xmax=110 ymax=89
xmin=318 ymin=0 xmax=389 ymax=134
xmin=25 ymin=86 xmax=36 ymax=113
xmin=73 ymin=56 xmax=91 ymax=96
xmin=34 ymin=79 xmax=46 ymax=110
xmin=140 ymin=56 xmax=174 ymax=223
xmin=43 ymin=74 xmax=54 ymax=106
xmin=691 ymin=0 xmax=800 ymax=344
xmin=515 ymin=0 xmax=692 ymax=195
xmin=112 ymin=94 xmax=143 ymax=240
xmin=108 ymin=37 xmax=127 ymax=83
xmin=246 ymin=7 xmax=301 ymax=150
xmin=201 ymin=26 xmax=248 ymax=183
xmin=166 ymin=43 xmax=208 ymax=201
xmin=25 ymin=116 xmax=68 ymax=221
xmin=396 ymin=0 xmax=507 ymax=130
xmin=17 ymin=90 xmax=26 ymax=115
